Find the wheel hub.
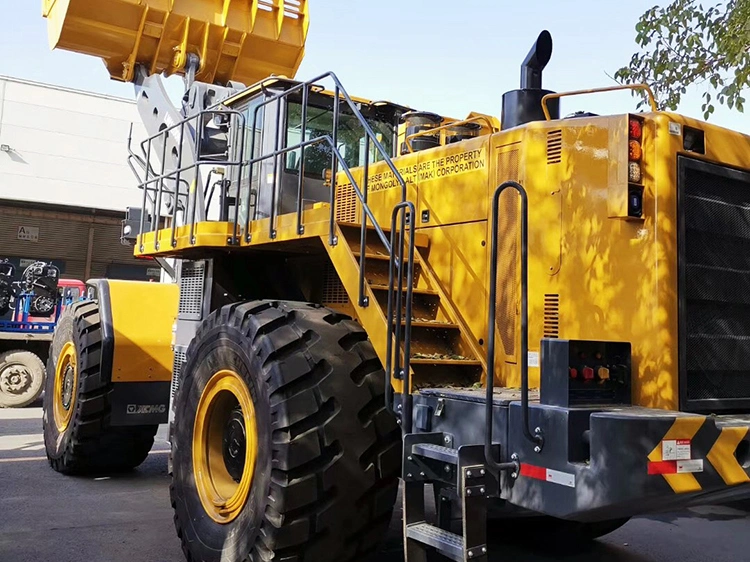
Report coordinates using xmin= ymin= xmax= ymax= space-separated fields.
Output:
xmin=222 ymin=406 xmax=247 ymax=483
xmin=0 ymin=364 xmax=31 ymax=394
xmin=61 ymin=364 xmax=75 ymax=410
xmin=33 ymin=295 xmax=55 ymax=315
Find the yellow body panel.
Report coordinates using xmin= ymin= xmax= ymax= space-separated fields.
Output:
xmin=132 ymin=98 xmax=750 ymax=413
xmin=108 ymin=279 xmax=178 ymax=383
xmin=42 ymin=0 xmax=308 ymax=84
xmin=420 ymin=222 xmax=488 ymax=360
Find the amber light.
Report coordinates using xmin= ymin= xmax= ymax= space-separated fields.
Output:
xmin=628 ymin=140 xmax=642 ymax=161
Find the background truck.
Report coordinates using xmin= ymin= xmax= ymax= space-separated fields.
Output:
xmin=41 ymin=2 xmax=750 ymax=562
xmin=0 ymin=259 xmax=85 ymax=407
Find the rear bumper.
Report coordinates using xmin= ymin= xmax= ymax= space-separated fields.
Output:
xmin=506 ymin=404 xmax=750 ymax=520
xmin=412 ymin=390 xmax=750 ymax=521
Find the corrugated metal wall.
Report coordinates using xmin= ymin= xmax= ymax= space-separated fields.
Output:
xmin=0 ymin=205 xmax=154 ymax=281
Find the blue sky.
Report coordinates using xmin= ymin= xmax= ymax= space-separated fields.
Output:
xmin=0 ymin=0 xmax=747 ymax=132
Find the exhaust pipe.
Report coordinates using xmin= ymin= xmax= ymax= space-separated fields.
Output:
xmin=520 ymin=30 xmax=553 ymax=90
xmin=501 ymin=31 xmax=559 ymax=130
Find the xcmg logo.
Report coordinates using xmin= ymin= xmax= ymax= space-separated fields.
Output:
xmin=126 ymin=404 xmax=167 ymax=415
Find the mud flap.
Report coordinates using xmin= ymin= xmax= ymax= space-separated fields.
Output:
xmin=110 ymin=381 xmax=171 ymax=426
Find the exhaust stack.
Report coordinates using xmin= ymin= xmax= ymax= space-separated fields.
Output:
xmin=501 ymin=31 xmax=560 ymax=130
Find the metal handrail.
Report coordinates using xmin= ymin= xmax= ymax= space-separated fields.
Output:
xmin=541 ymin=84 xmax=658 ymax=120
xmin=242 ymin=72 xmax=407 ymax=245
xmin=134 ymin=73 xmax=415 ymax=422
xmin=134 ymin=109 xmax=247 ymax=250
xmin=239 ymin=135 xmax=393 ymax=246
xmin=385 ymin=201 xmax=416 ymax=427
xmin=486 ymin=181 xmax=543 ymax=473
xmin=136 ymin=110 xmax=246 ymax=191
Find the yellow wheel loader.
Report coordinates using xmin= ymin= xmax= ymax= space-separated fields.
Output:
xmin=42 ymin=1 xmax=750 ymax=561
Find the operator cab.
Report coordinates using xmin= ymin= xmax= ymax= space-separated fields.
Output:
xmin=214 ymin=79 xmax=406 ymax=228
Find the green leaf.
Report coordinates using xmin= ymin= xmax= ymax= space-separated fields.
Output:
xmin=614 ymin=0 xmax=750 ymax=121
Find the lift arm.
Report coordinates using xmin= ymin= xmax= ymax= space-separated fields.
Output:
xmin=43 ymin=0 xmax=309 ymax=227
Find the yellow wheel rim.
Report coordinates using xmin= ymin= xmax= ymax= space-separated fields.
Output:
xmin=53 ymin=342 xmax=78 ymax=432
xmin=193 ymin=369 xmax=258 ymax=524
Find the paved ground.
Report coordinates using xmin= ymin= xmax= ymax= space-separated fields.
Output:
xmin=1 ymin=404 xmax=750 ymax=562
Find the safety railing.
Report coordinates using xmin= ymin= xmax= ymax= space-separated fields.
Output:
xmin=132 ymin=72 xmax=416 ymax=424
xmin=238 ymin=72 xmax=406 ymax=249
xmin=133 ymin=108 xmax=248 ymax=252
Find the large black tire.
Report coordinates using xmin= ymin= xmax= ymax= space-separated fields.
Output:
xmin=0 ymin=349 xmax=45 ymax=408
xmin=171 ymin=301 xmax=401 ymax=562
xmin=43 ymin=300 xmax=158 ymax=474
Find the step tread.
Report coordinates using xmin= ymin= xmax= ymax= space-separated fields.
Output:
xmin=353 ymin=251 xmax=420 ymax=265
xmin=370 ymin=284 xmax=438 ymax=296
xmin=352 ymin=250 xmax=418 ymax=263
xmin=410 ymin=357 xmax=481 ymax=366
xmin=405 ymin=320 xmax=459 ymax=329
xmin=419 ymin=386 xmax=541 ymax=406
xmin=412 ymin=443 xmax=458 ymax=463
xmin=338 ymin=221 xmax=430 ymax=248
xmin=406 ymin=523 xmax=463 ymax=561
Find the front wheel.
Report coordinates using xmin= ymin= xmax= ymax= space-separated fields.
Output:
xmin=170 ymin=301 xmax=401 ymax=562
xmin=43 ymin=301 xmax=158 ymax=474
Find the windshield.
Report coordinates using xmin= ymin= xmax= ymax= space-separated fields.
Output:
xmin=285 ymin=101 xmax=395 ymax=178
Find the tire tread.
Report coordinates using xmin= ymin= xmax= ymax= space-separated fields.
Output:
xmin=171 ymin=300 xmax=400 ymax=562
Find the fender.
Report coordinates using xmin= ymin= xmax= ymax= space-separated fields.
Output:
xmin=88 ymin=279 xmax=178 ymax=426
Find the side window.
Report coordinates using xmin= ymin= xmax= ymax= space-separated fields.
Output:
xmin=243 ymin=97 xmax=265 ymax=160
xmin=233 ymin=96 xmax=266 ymax=225
xmin=284 ymin=101 xmax=395 ymax=176
xmin=285 ymin=103 xmax=334 ymax=179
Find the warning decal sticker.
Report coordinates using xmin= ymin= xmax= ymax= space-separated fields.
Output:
xmin=662 ymin=439 xmax=692 ymax=461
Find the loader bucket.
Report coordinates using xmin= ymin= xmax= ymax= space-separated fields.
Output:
xmin=42 ymin=0 xmax=309 ymax=86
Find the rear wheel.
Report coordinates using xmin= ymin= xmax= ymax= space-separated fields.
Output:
xmin=170 ymin=300 xmax=401 ymax=562
xmin=43 ymin=301 xmax=158 ymax=474
xmin=0 ymin=350 xmax=45 ymax=408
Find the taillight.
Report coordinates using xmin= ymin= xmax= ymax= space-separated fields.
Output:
xmin=628 ymin=140 xmax=642 ymax=162
xmin=628 ymin=118 xmax=642 ymax=140
xmin=627 ymin=115 xmax=645 ymax=218
xmin=628 ymin=162 xmax=642 ymax=184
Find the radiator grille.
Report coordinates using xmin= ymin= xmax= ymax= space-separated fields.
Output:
xmin=178 ymin=260 xmax=205 ymax=319
xmin=546 ymin=130 xmax=562 ymax=164
xmin=322 ymin=263 xmax=349 ymax=305
xmin=171 ymin=349 xmax=186 ymax=401
xmin=495 ymin=149 xmax=520 ymax=359
xmin=680 ymin=157 xmax=750 ymax=409
xmin=335 ymin=182 xmax=357 ymax=223
xmin=543 ymin=294 xmax=560 ymax=338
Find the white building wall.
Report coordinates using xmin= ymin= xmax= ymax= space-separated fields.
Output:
xmin=0 ymin=76 xmax=147 ymax=212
